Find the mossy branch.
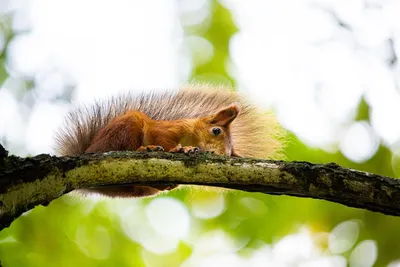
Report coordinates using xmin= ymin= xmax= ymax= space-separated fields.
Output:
xmin=1 ymin=149 xmax=400 ymax=230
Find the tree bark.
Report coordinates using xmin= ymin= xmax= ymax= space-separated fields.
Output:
xmin=1 ymin=149 xmax=400 ymax=230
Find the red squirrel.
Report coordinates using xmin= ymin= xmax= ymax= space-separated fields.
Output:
xmin=55 ymin=85 xmax=284 ymax=197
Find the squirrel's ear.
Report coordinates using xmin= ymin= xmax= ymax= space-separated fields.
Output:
xmin=210 ymin=104 xmax=240 ymax=126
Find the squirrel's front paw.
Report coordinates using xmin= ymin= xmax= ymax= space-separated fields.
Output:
xmin=137 ymin=145 xmax=165 ymax=152
xmin=169 ymin=144 xmax=201 ymax=154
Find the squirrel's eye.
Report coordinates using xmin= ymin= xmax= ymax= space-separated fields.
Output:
xmin=212 ymin=127 xmax=222 ymax=136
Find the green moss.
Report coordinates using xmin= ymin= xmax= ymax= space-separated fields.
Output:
xmin=66 ymin=158 xmax=190 ymax=188
xmin=343 ymin=179 xmax=374 ymax=199
xmin=308 ymin=184 xmax=319 ymax=195
xmin=0 ymin=171 xmax=66 ymax=214
xmin=317 ymin=176 xmax=332 ymax=187
xmin=65 ymin=156 xmax=292 ymax=191
xmin=381 ymin=185 xmax=394 ymax=198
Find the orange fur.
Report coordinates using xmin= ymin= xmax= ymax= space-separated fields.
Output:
xmin=76 ymin=104 xmax=239 ymax=197
xmin=86 ymin=104 xmax=238 ymax=155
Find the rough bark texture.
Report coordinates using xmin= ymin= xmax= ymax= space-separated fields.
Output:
xmin=1 ymin=149 xmax=400 ymax=230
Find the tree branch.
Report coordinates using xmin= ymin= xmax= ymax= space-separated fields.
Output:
xmin=1 ymin=150 xmax=400 ymax=230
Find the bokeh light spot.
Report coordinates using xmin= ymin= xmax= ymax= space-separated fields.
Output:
xmin=272 ymin=229 xmax=318 ymax=265
xmin=239 ymin=197 xmax=268 ymax=215
xmin=146 ymin=197 xmax=190 ymax=239
xmin=185 ymin=35 xmax=214 ymax=66
xmin=339 ymin=121 xmax=379 ymax=163
xmin=190 ymin=191 xmax=225 ymax=219
xmin=349 ymin=240 xmax=378 ymax=267
xmin=328 ymin=220 xmax=360 ymax=254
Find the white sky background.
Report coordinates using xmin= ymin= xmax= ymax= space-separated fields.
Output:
xmin=1 ymin=1 xmax=400 ymax=266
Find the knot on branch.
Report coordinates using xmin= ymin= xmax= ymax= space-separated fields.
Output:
xmin=0 ymin=143 xmax=8 ymax=160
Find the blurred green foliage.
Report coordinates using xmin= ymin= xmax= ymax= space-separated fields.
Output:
xmin=1 ymin=1 xmax=400 ymax=267
xmin=189 ymin=2 xmax=237 ymax=86
xmin=0 ymin=14 xmax=12 ymax=85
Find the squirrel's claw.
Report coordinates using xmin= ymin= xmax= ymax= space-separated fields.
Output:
xmin=137 ymin=145 xmax=165 ymax=152
xmin=183 ymin=146 xmax=201 ymax=154
xmin=169 ymin=144 xmax=201 ymax=154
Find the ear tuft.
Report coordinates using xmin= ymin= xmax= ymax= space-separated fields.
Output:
xmin=210 ymin=104 xmax=240 ymax=126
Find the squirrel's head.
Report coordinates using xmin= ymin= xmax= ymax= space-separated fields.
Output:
xmin=195 ymin=104 xmax=240 ymax=157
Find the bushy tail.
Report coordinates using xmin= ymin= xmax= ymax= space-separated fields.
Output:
xmin=55 ymin=85 xmax=285 ymax=159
